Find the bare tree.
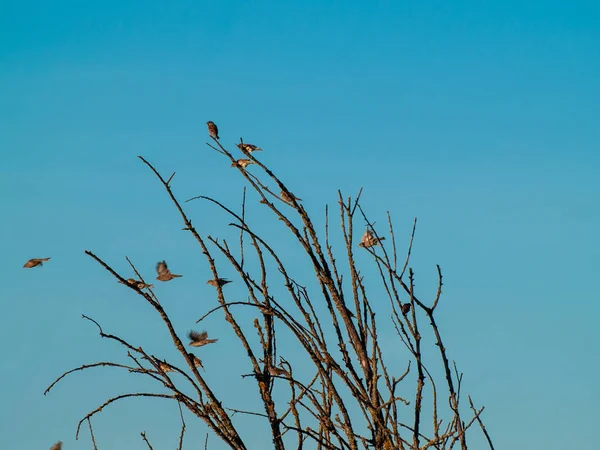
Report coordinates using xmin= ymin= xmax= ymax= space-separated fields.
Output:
xmin=45 ymin=129 xmax=494 ymax=450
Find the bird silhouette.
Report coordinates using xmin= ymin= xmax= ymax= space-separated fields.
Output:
xmin=206 ymin=121 xmax=219 ymax=139
xmin=49 ymin=442 xmax=63 ymax=450
xmin=401 ymin=303 xmax=411 ymax=315
xmin=187 ymin=330 xmax=218 ymax=347
xmin=156 ymin=261 xmax=182 ymax=282
xmin=23 ymin=257 xmax=51 ymax=268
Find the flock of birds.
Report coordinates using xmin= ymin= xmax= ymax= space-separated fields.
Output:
xmin=28 ymin=121 xmax=403 ymax=450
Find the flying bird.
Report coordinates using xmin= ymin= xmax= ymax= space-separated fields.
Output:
xmin=231 ymin=159 xmax=255 ymax=168
xmin=23 ymin=257 xmax=51 ymax=268
xmin=156 ymin=260 xmax=182 ymax=282
xmin=125 ymin=278 xmax=154 ymax=289
xmin=49 ymin=442 xmax=63 ymax=450
xmin=206 ymin=121 xmax=219 ymax=139
xmin=187 ymin=330 xmax=218 ymax=347
xmin=401 ymin=303 xmax=412 ymax=315
xmin=206 ymin=278 xmax=232 ymax=287
xmin=236 ymin=143 xmax=262 ymax=153
xmin=358 ymin=229 xmax=385 ymax=248
xmin=280 ymin=190 xmax=301 ymax=204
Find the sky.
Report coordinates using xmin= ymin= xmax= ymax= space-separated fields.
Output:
xmin=1 ymin=0 xmax=599 ymax=448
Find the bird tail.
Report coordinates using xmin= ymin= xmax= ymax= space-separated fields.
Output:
xmin=42 ymin=257 xmax=51 ymax=261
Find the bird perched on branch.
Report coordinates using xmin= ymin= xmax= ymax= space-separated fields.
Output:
xmin=158 ymin=361 xmax=173 ymax=373
xmin=188 ymin=330 xmax=218 ymax=347
xmin=236 ymin=143 xmax=262 ymax=153
xmin=189 ymin=353 xmax=205 ymax=371
xmin=23 ymin=257 xmax=51 ymax=268
xmin=231 ymin=159 xmax=255 ymax=168
xmin=358 ymin=228 xmax=385 ymax=248
xmin=401 ymin=303 xmax=412 ymax=315
xmin=207 ymin=278 xmax=232 ymax=287
xmin=156 ymin=261 xmax=182 ymax=282
xmin=280 ymin=190 xmax=301 ymax=204
xmin=124 ymin=278 xmax=154 ymax=289
xmin=268 ymin=366 xmax=289 ymax=377
xmin=206 ymin=121 xmax=219 ymax=139
xmin=49 ymin=442 xmax=62 ymax=450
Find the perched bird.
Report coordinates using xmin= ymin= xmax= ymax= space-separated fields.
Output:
xmin=358 ymin=228 xmax=385 ymax=248
xmin=23 ymin=257 xmax=51 ymax=268
xmin=236 ymin=143 xmax=262 ymax=153
xmin=206 ymin=278 xmax=232 ymax=287
xmin=401 ymin=303 xmax=412 ymax=315
xmin=189 ymin=353 xmax=205 ymax=371
xmin=187 ymin=330 xmax=218 ymax=347
xmin=206 ymin=121 xmax=219 ymax=139
xmin=50 ymin=442 xmax=63 ymax=450
xmin=125 ymin=278 xmax=154 ymax=289
xmin=268 ymin=366 xmax=289 ymax=377
xmin=158 ymin=361 xmax=173 ymax=373
xmin=156 ymin=260 xmax=182 ymax=282
xmin=280 ymin=190 xmax=302 ymax=204
xmin=231 ymin=158 xmax=255 ymax=168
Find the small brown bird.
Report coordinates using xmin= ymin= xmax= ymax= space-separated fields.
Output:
xmin=23 ymin=257 xmax=51 ymax=268
xmin=158 ymin=361 xmax=173 ymax=373
xmin=401 ymin=303 xmax=412 ymax=315
xmin=280 ymin=190 xmax=301 ymax=204
xmin=125 ymin=278 xmax=154 ymax=289
xmin=187 ymin=330 xmax=218 ymax=347
xmin=268 ymin=366 xmax=289 ymax=377
xmin=206 ymin=278 xmax=232 ymax=287
xmin=189 ymin=353 xmax=205 ymax=371
xmin=50 ymin=442 xmax=63 ymax=450
xmin=206 ymin=121 xmax=219 ymax=139
xmin=236 ymin=143 xmax=262 ymax=153
xmin=156 ymin=260 xmax=182 ymax=282
xmin=358 ymin=229 xmax=385 ymax=248
xmin=231 ymin=158 xmax=255 ymax=168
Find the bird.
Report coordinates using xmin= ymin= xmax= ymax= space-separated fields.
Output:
xmin=125 ymin=278 xmax=154 ymax=289
xmin=236 ymin=143 xmax=262 ymax=153
xmin=23 ymin=257 xmax=51 ymax=268
xmin=156 ymin=261 xmax=182 ymax=282
xmin=206 ymin=278 xmax=232 ymax=287
xmin=280 ymin=190 xmax=301 ymax=204
xmin=268 ymin=366 xmax=289 ymax=377
xmin=401 ymin=303 xmax=411 ymax=315
xmin=49 ymin=442 xmax=63 ymax=450
xmin=187 ymin=330 xmax=218 ymax=347
xmin=358 ymin=228 xmax=385 ymax=248
xmin=189 ymin=353 xmax=205 ymax=371
xmin=231 ymin=159 xmax=255 ymax=168
xmin=158 ymin=361 xmax=173 ymax=373
xmin=206 ymin=121 xmax=219 ymax=139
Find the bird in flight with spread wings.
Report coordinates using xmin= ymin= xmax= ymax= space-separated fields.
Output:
xmin=156 ymin=260 xmax=182 ymax=282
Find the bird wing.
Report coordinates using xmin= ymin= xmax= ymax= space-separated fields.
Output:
xmin=188 ymin=330 xmax=207 ymax=342
xmin=156 ymin=261 xmax=168 ymax=275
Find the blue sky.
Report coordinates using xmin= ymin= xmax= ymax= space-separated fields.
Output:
xmin=1 ymin=0 xmax=599 ymax=448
